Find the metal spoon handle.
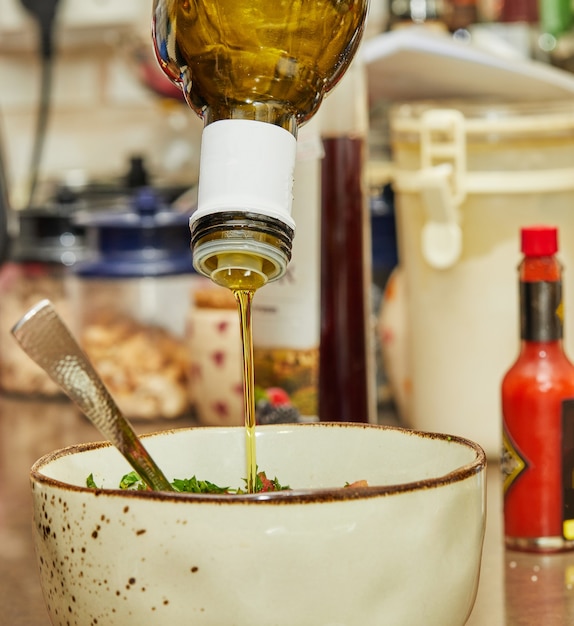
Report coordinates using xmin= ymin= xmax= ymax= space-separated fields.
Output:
xmin=12 ymin=299 xmax=173 ymax=491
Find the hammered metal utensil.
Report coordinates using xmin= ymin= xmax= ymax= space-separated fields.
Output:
xmin=12 ymin=299 xmax=173 ymax=491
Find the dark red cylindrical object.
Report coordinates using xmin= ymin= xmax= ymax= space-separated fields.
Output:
xmin=319 ymin=136 xmax=370 ymax=423
xmin=500 ymin=0 xmax=539 ymax=23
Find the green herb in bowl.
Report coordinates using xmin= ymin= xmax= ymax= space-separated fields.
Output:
xmin=87 ymin=470 xmax=291 ymax=493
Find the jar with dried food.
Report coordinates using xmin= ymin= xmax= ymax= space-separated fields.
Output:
xmin=70 ymin=188 xmax=203 ymax=421
xmin=0 ymin=202 xmax=85 ymax=398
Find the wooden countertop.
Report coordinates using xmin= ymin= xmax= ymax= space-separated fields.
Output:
xmin=1 ymin=394 xmax=573 ymax=625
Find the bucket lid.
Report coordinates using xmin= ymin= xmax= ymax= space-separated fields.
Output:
xmin=73 ymin=187 xmax=195 ymax=278
xmin=390 ymin=99 xmax=574 ymax=140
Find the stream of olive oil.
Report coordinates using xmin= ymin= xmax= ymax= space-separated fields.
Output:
xmin=212 ymin=266 xmax=267 ymax=493
xmin=233 ymin=289 xmax=257 ymax=494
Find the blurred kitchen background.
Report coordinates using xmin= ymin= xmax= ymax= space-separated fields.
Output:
xmin=6 ymin=3 xmax=574 ymax=624
xmin=0 ymin=0 xmax=202 ymax=203
xmin=3 ymin=0 xmax=574 ymax=459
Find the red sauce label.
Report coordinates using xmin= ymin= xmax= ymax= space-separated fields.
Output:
xmin=501 ymin=427 xmax=528 ymax=495
xmin=503 ymin=398 xmax=574 ymax=542
xmin=520 ymin=281 xmax=562 ymax=342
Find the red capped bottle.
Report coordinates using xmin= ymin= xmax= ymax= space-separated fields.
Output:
xmin=502 ymin=225 xmax=574 ymax=552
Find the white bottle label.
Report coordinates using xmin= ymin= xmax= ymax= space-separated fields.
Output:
xmin=193 ymin=119 xmax=297 ymax=230
xmin=252 ymin=120 xmax=322 ymax=417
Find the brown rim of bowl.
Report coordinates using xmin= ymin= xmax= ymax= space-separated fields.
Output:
xmin=30 ymin=422 xmax=487 ymax=505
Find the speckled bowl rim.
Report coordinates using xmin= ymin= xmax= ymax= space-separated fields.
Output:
xmin=30 ymin=422 xmax=487 ymax=504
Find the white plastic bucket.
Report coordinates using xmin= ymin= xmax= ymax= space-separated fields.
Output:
xmin=387 ymin=100 xmax=574 ymax=458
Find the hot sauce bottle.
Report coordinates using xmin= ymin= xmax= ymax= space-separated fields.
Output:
xmin=502 ymin=225 xmax=574 ymax=552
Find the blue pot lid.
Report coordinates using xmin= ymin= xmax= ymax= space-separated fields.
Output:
xmin=73 ymin=187 xmax=195 ymax=277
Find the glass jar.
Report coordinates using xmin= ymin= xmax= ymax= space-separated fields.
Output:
xmin=0 ymin=203 xmax=85 ymax=398
xmin=70 ymin=187 xmax=204 ymax=421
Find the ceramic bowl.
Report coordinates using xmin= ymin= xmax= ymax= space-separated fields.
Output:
xmin=30 ymin=423 xmax=486 ymax=626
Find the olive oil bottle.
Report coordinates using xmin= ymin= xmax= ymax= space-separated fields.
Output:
xmin=152 ymin=0 xmax=369 ymax=490
xmin=152 ymin=0 xmax=369 ymax=283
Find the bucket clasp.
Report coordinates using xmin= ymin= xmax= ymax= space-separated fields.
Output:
xmin=418 ymin=109 xmax=467 ymax=269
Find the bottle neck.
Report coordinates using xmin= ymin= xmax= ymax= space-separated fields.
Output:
xmin=193 ymin=119 xmax=297 ymax=231
xmin=519 ymin=255 xmax=564 ymax=342
xmin=519 ymin=339 xmax=565 ymax=354
xmin=203 ymin=105 xmax=298 ymax=138
xmin=189 ymin=119 xmax=297 ymax=285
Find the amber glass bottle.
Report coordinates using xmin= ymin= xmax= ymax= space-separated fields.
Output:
xmin=152 ymin=0 xmax=369 ymax=288
xmin=502 ymin=225 xmax=574 ymax=552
